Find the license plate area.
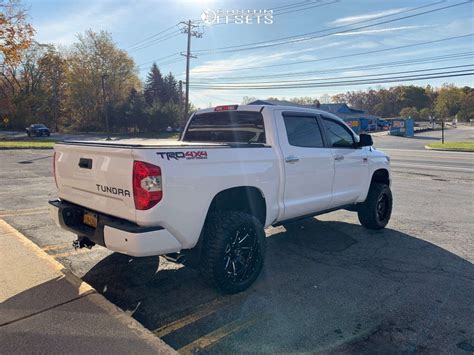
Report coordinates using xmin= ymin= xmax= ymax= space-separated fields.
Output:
xmin=83 ymin=211 xmax=98 ymax=229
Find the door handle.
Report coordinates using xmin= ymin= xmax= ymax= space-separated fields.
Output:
xmin=285 ymin=155 xmax=300 ymax=164
xmin=334 ymin=155 xmax=344 ymax=161
xmin=78 ymin=158 xmax=93 ymax=169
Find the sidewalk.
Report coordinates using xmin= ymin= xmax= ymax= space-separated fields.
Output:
xmin=0 ymin=220 xmax=176 ymax=354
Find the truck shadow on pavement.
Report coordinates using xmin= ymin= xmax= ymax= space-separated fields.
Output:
xmin=83 ymin=218 xmax=474 ymax=353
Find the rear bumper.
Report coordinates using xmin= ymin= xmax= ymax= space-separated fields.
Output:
xmin=49 ymin=199 xmax=181 ymax=257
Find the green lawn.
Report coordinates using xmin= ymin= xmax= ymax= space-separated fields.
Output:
xmin=426 ymin=141 xmax=474 ymax=152
xmin=0 ymin=140 xmax=56 ymax=149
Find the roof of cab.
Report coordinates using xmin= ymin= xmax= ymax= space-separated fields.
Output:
xmin=195 ymin=104 xmax=343 ymax=122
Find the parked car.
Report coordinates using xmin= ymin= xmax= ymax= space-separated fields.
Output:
xmin=49 ymin=104 xmax=392 ymax=293
xmin=26 ymin=124 xmax=50 ymax=137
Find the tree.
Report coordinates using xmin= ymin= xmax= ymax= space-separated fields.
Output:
xmin=397 ymin=85 xmax=431 ymax=111
xmin=289 ymin=96 xmax=319 ymax=106
xmin=331 ymin=93 xmax=347 ymax=103
xmin=419 ymin=108 xmax=431 ymax=121
xmin=0 ymin=0 xmax=34 ymax=65
xmin=457 ymin=92 xmax=474 ymax=122
xmin=163 ymin=72 xmax=179 ymax=103
xmin=319 ymin=93 xmax=331 ymax=104
xmin=241 ymin=96 xmax=257 ymax=104
xmin=144 ymin=63 xmax=164 ymax=106
xmin=0 ymin=42 xmax=53 ymax=128
xmin=38 ymin=47 xmax=67 ymax=131
xmin=66 ymin=30 xmax=139 ymax=131
xmin=435 ymin=85 xmax=465 ymax=119
xmin=399 ymin=107 xmax=419 ymax=120
xmin=124 ymin=88 xmax=147 ymax=132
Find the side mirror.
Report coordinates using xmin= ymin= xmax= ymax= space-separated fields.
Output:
xmin=358 ymin=133 xmax=373 ymax=147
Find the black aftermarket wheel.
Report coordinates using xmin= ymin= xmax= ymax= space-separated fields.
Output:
xmin=358 ymin=183 xmax=393 ymax=230
xmin=200 ymin=211 xmax=266 ymax=294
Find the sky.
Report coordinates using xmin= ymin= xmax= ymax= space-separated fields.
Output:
xmin=26 ymin=0 xmax=474 ymax=108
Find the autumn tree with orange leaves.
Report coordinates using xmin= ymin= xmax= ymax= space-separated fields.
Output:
xmin=0 ymin=0 xmax=34 ymax=65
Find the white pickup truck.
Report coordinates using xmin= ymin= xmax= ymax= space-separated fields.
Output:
xmin=50 ymin=104 xmax=392 ymax=293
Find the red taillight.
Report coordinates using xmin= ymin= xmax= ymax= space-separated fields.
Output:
xmin=215 ymin=105 xmax=238 ymax=111
xmin=53 ymin=152 xmax=58 ymax=189
xmin=133 ymin=161 xmax=162 ymax=210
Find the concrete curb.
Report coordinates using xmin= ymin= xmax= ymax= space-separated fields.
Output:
xmin=0 ymin=147 xmax=54 ymax=150
xmin=0 ymin=220 xmax=176 ymax=354
xmin=424 ymin=145 xmax=474 ymax=153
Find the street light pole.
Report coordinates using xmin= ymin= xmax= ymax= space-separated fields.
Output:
xmin=101 ymin=74 xmax=111 ymax=141
xmin=441 ymin=119 xmax=445 ymax=144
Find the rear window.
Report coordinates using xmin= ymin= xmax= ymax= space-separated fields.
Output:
xmin=183 ymin=111 xmax=265 ymax=144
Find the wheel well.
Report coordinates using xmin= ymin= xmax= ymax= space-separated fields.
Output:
xmin=207 ymin=186 xmax=267 ymax=225
xmin=371 ymin=169 xmax=390 ymax=186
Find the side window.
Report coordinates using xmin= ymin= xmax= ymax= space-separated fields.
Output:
xmin=283 ymin=115 xmax=324 ymax=148
xmin=322 ymin=117 xmax=355 ymax=148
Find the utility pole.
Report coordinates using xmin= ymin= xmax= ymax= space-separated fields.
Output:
xmin=178 ymin=80 xmax=183 ymax=125
xmin=101 ymin=74 xmax=111 ymax=141
xmin=179 ymin=20 xmax=202 ymax=123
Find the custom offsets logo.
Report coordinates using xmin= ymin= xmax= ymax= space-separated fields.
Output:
xmin=201 ymin=9 xmax=273 ymax=25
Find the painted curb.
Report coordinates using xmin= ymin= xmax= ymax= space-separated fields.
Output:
xmin=0 ymin=219 xmax=176 ymax=354
xmin=424 ymin=145 xmax=474 ymax=153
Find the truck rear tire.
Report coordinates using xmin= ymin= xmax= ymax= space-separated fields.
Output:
xmin=357 ymin=183 xmax=392 ymax=230
xmin=199 ymin=211 xmax=266 ymax=294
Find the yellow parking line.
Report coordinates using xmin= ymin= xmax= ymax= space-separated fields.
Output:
xmin=178 ymin=316 xmax=259 ymax=354
xmin=0 ymin=207 xmax=49 ymax=218
xmin=153 ymin=296 xmax=242 ymax=338
xmin=52 ymin=249 xmax=91 ymax=258
xmin=42 ymin=243 xmax=72 ymax=251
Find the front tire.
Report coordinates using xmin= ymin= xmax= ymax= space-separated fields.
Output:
xmin=357 ymin=183 xmax=392 ymax=229
xmin=200 ymin=211 xmax=266 ymax=294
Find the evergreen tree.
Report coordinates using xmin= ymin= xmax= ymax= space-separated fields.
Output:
xmin=126 ymin=88 xmax=147 ymax=132
xmin=144 ymin=63 xmax=164 ymax=106
xmin=163 ymin=72 xmax=179 ymax=103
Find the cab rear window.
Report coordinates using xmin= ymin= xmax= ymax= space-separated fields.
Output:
xmin=183 ymin=111 xmax=265 ymax=144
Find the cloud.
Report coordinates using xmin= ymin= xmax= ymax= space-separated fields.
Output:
xmin=329 ymin=8 xmax=408 ymax=25
xmin=34 ymin=3 xmax=129 ymax=45
xmin=190 ymin=40 xmax=352 ymax=78
xmin=191 ymin=47 xmax=319 ymax=77
xmin=347 ymin=41 xmax=380 ymax=49
xmin=333 ymin=25 xmax=434 ymax=37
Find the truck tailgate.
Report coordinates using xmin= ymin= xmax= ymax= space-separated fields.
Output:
xmin=54 ymin=143 xmax=136 ymax=222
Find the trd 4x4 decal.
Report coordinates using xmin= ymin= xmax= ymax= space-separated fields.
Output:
xmin=156 ymin=151 xmax=208 ymax=160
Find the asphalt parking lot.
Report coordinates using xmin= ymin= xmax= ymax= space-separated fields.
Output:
xmin=0 ymin=128 xmax=473 ymax=353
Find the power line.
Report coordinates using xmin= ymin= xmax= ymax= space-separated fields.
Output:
xmin=125 ymin=23 xmax=178 ymax=50
xmin=192 ymin=0 xmax=459 ymax=55
xmin=194 ymin=0 xmax=337 ymax=27
xmin=187 ymin=34 xmax=474 ymax=74
xmin=270 ymin=0 xmax=325 ymax=12
xmin=189 ymin=71 xmax=474 ymax=90
xmin=137 ymin=52 xmax=181 ymax=68
xmin=273 ymin=0 xmax=339 ymax=16
xmin=191 ymin=52 xmax=474 ymax=83
xmin=190 ymin=64 xmax=474 ymax=87
xmin=130 ymin=0 xmax=337 ymax=73
xmin=128 ymin=31 xmax=181 ymax=53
